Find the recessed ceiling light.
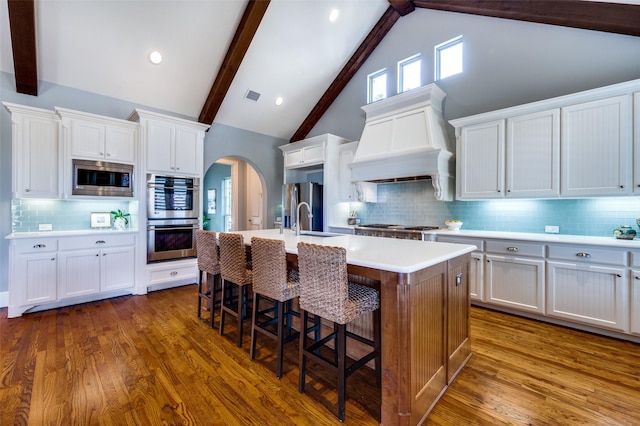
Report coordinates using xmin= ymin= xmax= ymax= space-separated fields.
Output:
xmin=275 ymin=97 xmax=284 ymax=106
xmin=149 ymin=50 xmax=163 ymax=65
xmin=329 ymin=8 xmax=339 ymax=22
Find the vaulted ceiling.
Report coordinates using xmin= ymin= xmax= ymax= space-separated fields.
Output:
xmin=2 ymin=0 xmax=639 ymax=142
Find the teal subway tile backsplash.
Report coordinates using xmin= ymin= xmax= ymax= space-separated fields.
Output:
xmin=353 ymin=181 xmax=640 ymax=237
xmin=11 ymin=199 xmax=137 ymax=232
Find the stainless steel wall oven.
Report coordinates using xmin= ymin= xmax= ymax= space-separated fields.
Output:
xmin=147 ymin=174 xmax=200 ymax=220
xmin=147 ymin=218 xmax=199 ymax=262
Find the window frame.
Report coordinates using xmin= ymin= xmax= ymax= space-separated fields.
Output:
xmin=397 ymin=53 xmax=422 ymax=93
xmin=367 ymin=68 xmax=388 ymax=104
xmin=435 ymin=35 xmax=463 ymax=81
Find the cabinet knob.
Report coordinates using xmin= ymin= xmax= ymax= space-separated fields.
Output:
xmin=170 ymin=271 xmax=178 ymax=276
xmin=33 ymin=244 xmax=46 ymax=249
xmin=99 ymin=152 xmax=104 ymax=156
xmin=95 ymin=240 xmax=106 ymax=244
xmin=25 ymin=188 xmax=31 ymax=192
xmin=106 ymin=153 xmax=111 ymax=157
xmin=576 ymin=252 xmax=591 ymax=258
xmin=616 ymin=274 xmax=622 ymax=278
xmin=635 ymin=276 xmax=640 ymax=280
xmin=455 ymin=273 xmax=463 ymax=286
xmin=50 ymin=257 xmax=55 ymax=261
xmin=497 ymin=190 xmax=501 ymax=193
xmin=506 ymin=247 xmax=518 ymax=252
xmin=620 ymin=185 xmax=624 ymax=189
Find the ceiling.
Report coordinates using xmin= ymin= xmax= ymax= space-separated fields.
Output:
xmin=2 ymin=0 xmax=639 ymax=141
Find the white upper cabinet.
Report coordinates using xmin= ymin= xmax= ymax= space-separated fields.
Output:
xmin=506 ymin=109 xmax=560 ymax=198
xmin=451 ymin=78 xmax=639 ymax=200
xmin=561 ymin=95 xmax=631 ymax=197
xmin=57 ymin=107 xmax=138 ymax=164
xmin=281 ymin=139 xmax=325 ymax=169
xmin=3 ymin=103 xmax=61 ymax=199
xmin=633 ymin=92 xmax=640 ymax=194
xmin=456 ymin=119 xmax=504 ymax=199
xmin=129 ymin=109 xmax=209 ymax=177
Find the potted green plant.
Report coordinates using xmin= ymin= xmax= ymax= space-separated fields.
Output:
xmin=111 ymin=209 xmax=130 ymax=231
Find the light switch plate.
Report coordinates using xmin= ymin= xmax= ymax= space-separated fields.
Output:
xmin=39 ymin=224 xmax=53 ymax=231
xmin=545 ymin=225 xmax=559 ymax=233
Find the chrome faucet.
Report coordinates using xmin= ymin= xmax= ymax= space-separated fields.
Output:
xmin=296 ymin=202 xmax=312 ymax=236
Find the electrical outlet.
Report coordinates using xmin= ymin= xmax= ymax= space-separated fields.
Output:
xmin=545 ymin=225 xmax=559 ymax=233
xmin=39 ymin=223 xmax=53 ymax=231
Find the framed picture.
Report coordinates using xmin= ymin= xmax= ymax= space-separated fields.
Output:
xmin=208 ymin=189 xmax=216 ymax=215
xmin=90 ymin=212 xmax=112 ymax=228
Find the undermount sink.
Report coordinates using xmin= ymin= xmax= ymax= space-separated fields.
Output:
xmin=299 ymin=231 xmax=341 ymax=238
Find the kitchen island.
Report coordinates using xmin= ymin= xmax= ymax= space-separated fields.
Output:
xmin=229 ymin=229 xmax=476 ymax=425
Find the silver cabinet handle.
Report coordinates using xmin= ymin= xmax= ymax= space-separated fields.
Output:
xmin=455 ymin=273 xmax=463 ymax=286
xmin=576 ymin=252 xmax=591 ymax=258
xmin=95 ymin=240 xmax=106 ymax=244
xmin=33 ymin=244 xmax=46 ymax=249
xmin=170 ymin=271 xmax=178 ymax=276
xmin=506 ymin=247 xmax=518 ymax=252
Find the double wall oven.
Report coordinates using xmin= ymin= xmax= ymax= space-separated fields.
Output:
xmin=146 ymin=174 xmax=200 ymax=262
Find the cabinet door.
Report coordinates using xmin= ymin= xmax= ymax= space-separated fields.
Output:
xmin=146 ymin=120 xmax=175 ymax=173
xmin=485 ymin=254 xmax=545 ymax=313
xmin=561 ymin=95 xmax=632 ymax=197
xmin=284 ymin=149 xmax=304 ymax=168
xmin=15 ymin=252 xmax=57 ymax=305
xmin=58 ymin=250 xmax=101 ymax=299
xmin=631 ymin=270 xmax=640 ymax=335
xmin=105 ymin=125 xmax=135 ymax=163
xmin=447 ymin=254 xmax=471 ymax=384
xmin=302 ymin=144 xmax=325 ymax=165
xmin=634 ymin=93 xmax=640 ymax=194
xmin=547 ymin=261 xmax=628 ymax=332
xmin=506 ymin=109 xmax=560 ymax=197
xmin=338 ymin=143 xmax=357 ymax=201
xmin=173 ymin=125 xmax=201 ymax=175
xmin=470 ymin=252 xmax=484 ymax=301
xmin=101 ymin=246 xmax=135 ymax=291
xmin=457 ymin=120 xmax=505 ymax=199
xmin=17 ymin=116 xmax=60 ymax=198
xmin=70 ymin=119 xmax=105 ymax=160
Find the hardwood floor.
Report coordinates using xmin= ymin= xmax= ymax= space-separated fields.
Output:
xmin=1 ymin=285 xmax=639 ymax=425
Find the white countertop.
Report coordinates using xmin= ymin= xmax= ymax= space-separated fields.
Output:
xmin=428 ymin=229 xmax=640 ymax=249
xmin=231 ymin=229 xmax=476 ymax=274
xmin=5 ymin=229 xmax=138 ymax=239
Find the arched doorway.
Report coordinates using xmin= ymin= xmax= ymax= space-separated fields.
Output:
xmin=202 ymin=157 xmax=265 ymax=232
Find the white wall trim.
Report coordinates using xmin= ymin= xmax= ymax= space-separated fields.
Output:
xmin=0 ymin=291 xmax=8 ymax=308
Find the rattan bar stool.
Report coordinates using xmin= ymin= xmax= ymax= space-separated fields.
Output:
xmin=249 ymin=237 xmax=301 ymax=378
xmin=196 ymin=230 xmax=222 ymax=328
xmin=218 ymin=232 xmax=253 ymax=347
xmin=296 ymin=242 xmax=381 ymax=422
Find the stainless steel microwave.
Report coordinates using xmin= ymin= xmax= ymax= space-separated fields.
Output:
xmin=72 ymin=159 xmax=134 ymax=197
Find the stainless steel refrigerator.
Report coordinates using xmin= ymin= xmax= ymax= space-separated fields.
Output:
xmin=282 ymin=182 xmax=323 ymax=231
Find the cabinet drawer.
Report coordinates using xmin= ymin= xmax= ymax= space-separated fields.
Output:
xmin=12 ymin=239 xmax=58 ymax=253
xmin=436 ymin=236 xmax=484 ymax=251
xmin=547 ymin=244 xmax=626 ymax=266
xmin=59 ymin=234 xmax=135 ymax=250
xmin=485 ymin=240 xmax=545 ymax=257
xmin=629 ymin=251 xmax=640 ymax=267
xmin=149 ymin=265 xmax=197 ymax=285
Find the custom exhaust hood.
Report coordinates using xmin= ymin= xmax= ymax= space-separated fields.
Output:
xmin=350 ymin=83 xmax=454 ymax=201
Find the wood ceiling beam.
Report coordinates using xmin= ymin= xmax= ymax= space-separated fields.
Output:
xmin=290 ymin=6 xmax=404 ymax=142
xmin=412 ymin=0 xmax=640 ymax=37
xmin=7 ymin=0 xmax=38 ymax=96
xmin=387 ymin=0 xmax=415 ymax=16
xmin=198 ymin=0 xmax=270 ymax=125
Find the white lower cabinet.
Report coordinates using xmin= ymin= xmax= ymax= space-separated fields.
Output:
xmin=485 ymin=255 xmax=545 ymax=314
xmin=436 ymin=235 xmax=484 ymax=301
xmin=10 ymin=239 xmax=58 ymax=309
xmin=630 ymin=270 xmax=640 ymax=335
xmin=485 ymin=240 xmax=546 ymax=313
xmin=8 ymin=234 xmax=136 ymax=317
xmin=547 ymin=244 xmax=628 ymax=332
xmin=547 ymin=261 xmax=628 ymax=332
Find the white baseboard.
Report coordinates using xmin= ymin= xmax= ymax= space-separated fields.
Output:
xmin=0 ymin=291 xmax=8 ymax=308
